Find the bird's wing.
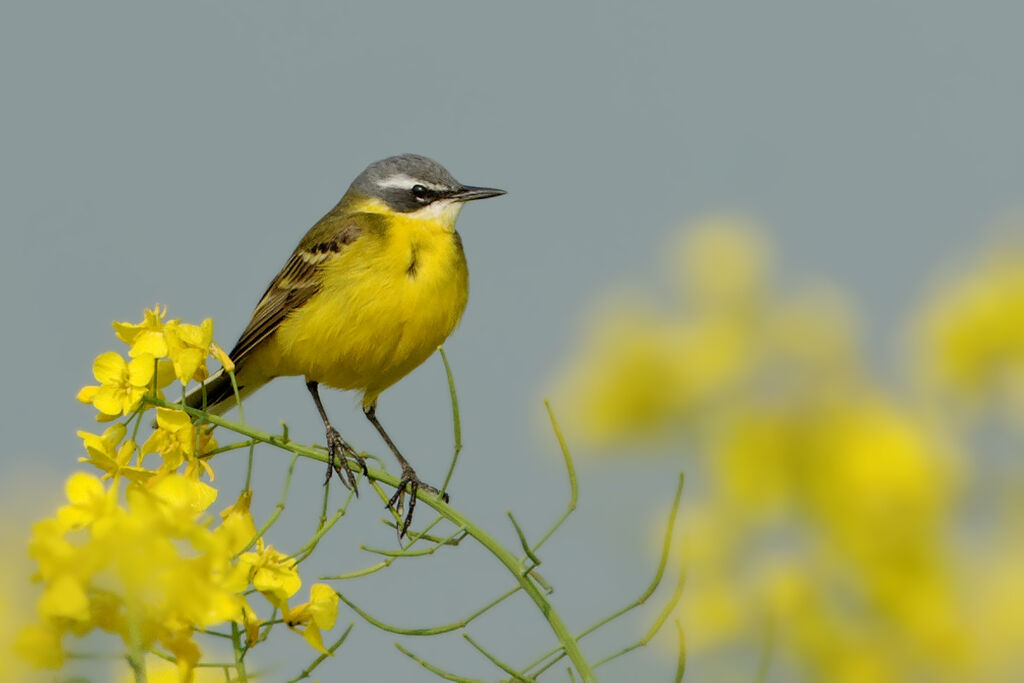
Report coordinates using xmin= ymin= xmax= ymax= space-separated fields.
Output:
xmin=228 ymin=221 xmax=363 ymax=365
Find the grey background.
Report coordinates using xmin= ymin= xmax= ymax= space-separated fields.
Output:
xmin=2 ymin=1 xmax=1021 ymax=681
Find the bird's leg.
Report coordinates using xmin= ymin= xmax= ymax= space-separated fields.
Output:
xmin=306 ymin=381 xmax=367 ymax=494
xmin=363 ymin=402 xmax=449 ymax=539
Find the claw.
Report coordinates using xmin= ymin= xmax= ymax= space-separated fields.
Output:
xmin=386 ymin=467 xmax=449 ymax=539
xmin=324 ymin=426 xmax=364 ymax=496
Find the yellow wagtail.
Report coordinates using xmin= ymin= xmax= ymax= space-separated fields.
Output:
xmin=186 ymin=154 xmax=505 ymax=536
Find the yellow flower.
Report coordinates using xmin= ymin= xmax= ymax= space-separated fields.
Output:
xmin=555 ymin=304 xmax=752 ymax=445
xmin=78 ymin=424 xmax=151 ymax=483
xmin=554 ymin=223 xmax=1014 ymax=681
xmin=77 ymin=351 xmax=174 ymax=417
xmin=38 ymin=573 xmax=90 ymax=623
xmin=210 ymin=341 xmax=235 ymax=373
xmin=23 ymin=469 xmax=247 ymax=675
xmin=56 ymin=472 xmax=118 ymax=530
xmin=116 ymin=656 xmax=226 ymax=683
xmin=142 ymin=409 xmax=219 ymax=485
xmin=165 ymin=319 xmax=214 ymax=384
xmin=917 ymin=245 xmax=1024 ymax=413
xmin=238 ymin=539 xmax=302 ymax=605
xmin=673 ymin=214 xmax=768 ymax=310
xmin=113 ymin=305 xmax=170 ymax=358
xmin=238 ymin=601 xmax=262 ymax=645
xmin=145 ymin=472 xmax=219 ymax=524
xmin=284 ymin=584 xmax=340 ymax=653
xmin=14 ymin=623 xmax=65 ymax=669
xmin=142 ymin=408 xmax=197 ymax=472
xmin=216 ymin=490 xmax=258 ymax=555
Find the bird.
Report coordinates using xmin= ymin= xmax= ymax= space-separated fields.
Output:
xmin=185 ymin=154 xmax=505 ymax=537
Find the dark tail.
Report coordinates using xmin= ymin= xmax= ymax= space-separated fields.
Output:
xmin=184 ymin=370 xmax=239 ymax=416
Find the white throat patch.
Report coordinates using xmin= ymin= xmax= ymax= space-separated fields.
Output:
xmin=408 ymin=198 xmax=464 ymax=227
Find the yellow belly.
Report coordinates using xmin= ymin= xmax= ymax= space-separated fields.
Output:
xmin=265 ymin=219 xmax=468 ymax=405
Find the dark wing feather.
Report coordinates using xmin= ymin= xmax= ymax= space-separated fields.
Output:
xmin=228 ymin=221 xmax=362 ymax=365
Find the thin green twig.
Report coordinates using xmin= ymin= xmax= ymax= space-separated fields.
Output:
xmin=361 ymin=526 xmax=466 ymax=558
xmin=200 ymin=439 xmax=258 ymax=457
xmin=591 ymin=564 xmax=686 ymax=668
xmin=395 ymin=643 xmax=485 ymax=683
xmin=379 ymin=519 xmax=465 ymax=545
xmin=673 ymin=620 xmax=686 ymax=683
xmin=438 ymin=347 xmax=462 ymax=495
xmin=508 ymin=511 xmax=541 ymax=569
xmin=525 ymin=473 xmax=685 ymax=677
xmin=530 ymin=401 xmax=578 ymax=554
xmin=463 ymin=633 xmax=536 ymax=682
xmin=237 ymin=452 xmax=300 ymax=557
xmin=285 ymin=623 xmax=354 ymax=682
xmin=335 ymin=584 xmax=521 ymax=636
xmin=292 ymin=490 xmax=355 ymax=563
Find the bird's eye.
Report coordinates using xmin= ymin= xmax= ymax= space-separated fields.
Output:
xmin=411 ymin=184 xmax=429 ymax=201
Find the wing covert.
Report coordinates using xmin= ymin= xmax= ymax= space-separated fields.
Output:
xmin=228 ymin=222 xmax=362 ymax=364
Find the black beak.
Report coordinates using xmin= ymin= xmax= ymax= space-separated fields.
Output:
xmin=450 ymin=185 xmax=507 ymax=202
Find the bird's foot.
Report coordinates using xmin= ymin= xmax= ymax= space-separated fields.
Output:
xmin=324 ymin=426 xmax=367 ymax=495
xmin=387 ymin=466 xmax=449 ymax=540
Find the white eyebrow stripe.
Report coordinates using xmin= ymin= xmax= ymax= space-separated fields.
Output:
xmin=373 ymin=173 xmax=446 ymax=191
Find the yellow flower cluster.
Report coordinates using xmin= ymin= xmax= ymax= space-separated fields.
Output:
xmin=555 ymin=217 xmax=1024 ymax=681
xmin=18 ymin=473 xmax=243 ymax=676
xmin=916 ymin=242 xmax=1024 ymax=417
xmin=19 ymin=307 xmax=340 ymax=681
xmin=77 ymin=306 xmax=233 ymax=420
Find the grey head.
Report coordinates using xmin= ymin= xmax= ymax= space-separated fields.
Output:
xmin=349 ymin=153 xmax=505 ymax=213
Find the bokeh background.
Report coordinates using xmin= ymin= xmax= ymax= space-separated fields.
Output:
xmin=2 ymin=1 xmax=1023 ymax=681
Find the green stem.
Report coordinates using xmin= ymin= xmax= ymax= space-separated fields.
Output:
xmin=438 ymin=347 xmax=463 ymax=495
xmin=125 ymin=606 xmax=148 ymax=683
xmin=530 ymin=401 xmax=578 ymax=554
xmin=336 ymin=583 xmax=521 ymax=636
xmin=673 ymin=620 xmax=687 ymax=683
xmin=236 ymin=451 xmax=300 ymax=556
xmin=526 ymin=473 xmax=685 ymax=676
xmin=231 ymin=621 xmax=249 ymax=682
xmin=395 ymin=643 xmax=485 ymax=683
xmin=292 ymin=492 xmax=354 ymax=563
xmin=360 ymin=526 xmax=465 ymax=558
xmin=463 ymin=633 xmax=536 ymax=682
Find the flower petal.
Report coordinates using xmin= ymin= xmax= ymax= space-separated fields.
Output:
xmin=92 ymin=352 xmax=126 ymax=384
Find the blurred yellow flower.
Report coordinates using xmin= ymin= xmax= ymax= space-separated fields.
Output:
xmin=56 ymin=472 xmax=118 ymax=530
xmin=673 ymin=214 xmax=768 ymax=310
xmin=917 ymin=244 xmax=1024 ymax=415
xmin=116 ymin=656 xmax=229 ymax=682
xmin=216 ymin=490 xmax=258 ymax=556
xmin=14 ymin=622 xmax=65 ymax=669
xmin=556 ymin=218 xmax=1024 ymax=681
xmin=20 ymin=470 xmax=246 ymax=678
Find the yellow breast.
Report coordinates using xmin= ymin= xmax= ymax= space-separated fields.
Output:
xmin=269 ymin=211 xmax=469 ymax=405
